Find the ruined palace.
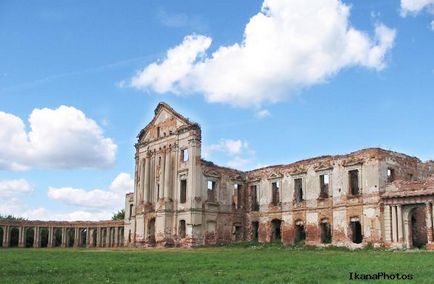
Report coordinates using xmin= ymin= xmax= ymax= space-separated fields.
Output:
xmin=124 ymin=102 xmax=434 ymax=249
xmin=2 ymin=102 xmax=434 ymax=250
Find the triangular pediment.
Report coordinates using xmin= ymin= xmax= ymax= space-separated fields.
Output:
xmin=138 ymin=102 xmax=195 ymax=142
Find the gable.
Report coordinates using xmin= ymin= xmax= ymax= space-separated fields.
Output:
xmin=138 ymin=102 xmax=193 ymax=142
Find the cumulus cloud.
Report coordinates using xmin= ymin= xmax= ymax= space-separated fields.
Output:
xmin=130 ymin=0 xmax=396 ymax=107
xmin=256 ymin=109 xmax=271 ymax=118
xmin=48 ymin=172 xmax=133 ymax=209
xmin=0 ymin=105 xmax=117 ymax=171
xmin=401 ymin=0 xmax=434 ymax=16
xmin=0 ymin=178 xmax=33 ymax=198
xmin=203 ymin=139 xmax=249 ymax=157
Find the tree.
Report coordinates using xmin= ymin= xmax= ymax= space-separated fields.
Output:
xmin=0 ymin=214 xmax=27 ymax=221
xmin=112 ymin=209 xmax=125 ymax=220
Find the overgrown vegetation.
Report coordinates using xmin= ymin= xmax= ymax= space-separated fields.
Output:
xmin=0 ymin=215 xmax=27 ymax=221
xmin=111 ymin=209 xmax=125 ymax=221
xmin=0 ymin=247 xmax=433 ymax=283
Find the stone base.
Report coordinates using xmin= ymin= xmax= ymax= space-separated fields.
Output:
xmin=426 ymin=243 xmax=434 ymax=250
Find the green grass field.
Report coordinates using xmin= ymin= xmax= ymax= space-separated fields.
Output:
xmin=0 ymin=244 xmax=433 ymax=283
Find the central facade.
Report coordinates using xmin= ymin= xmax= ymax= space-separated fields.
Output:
xmin=124 ymin=102 xmax=434 ymax=249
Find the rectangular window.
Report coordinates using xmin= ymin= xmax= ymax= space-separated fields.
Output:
xmin=157 ymin=127 xmax=160 ymax=138
xmin=129 ymin=204 xmax=133 ymax=219
xmin=233 ymin=184 xmax=242 ymax=209
xmin=294 ymin=178 xmax=303 ymax=203
xmin=251 ymin=185 xmax=259 ymax=211
xmin=387 ymin=168 xmax=395 ymax=183
xmin=180 ymin=180 xmax=187 ymax=203
xmin=271 ymin=181 xmax=280 ymax=206
xmin=180 ymin=149 xmax=189 ymax=162
xmin=319 ymin=174 xmax=329 ymax=198
xmin=349 ymin=170 xmax=359 ymax=195
xmin=207 ymin=180 xmax=216 ymax=202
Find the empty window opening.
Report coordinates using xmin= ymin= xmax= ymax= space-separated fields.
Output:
xmin=350 ymin=220 xmax=363 ymax=244
xmin=295 ymin=222 xmax=306 ymax=244
xmin=180 ymin=180 xmax=187 ymax=203
xmin=387 ymin=168 xmax=395 ymax=183
xmin=233 ymin=225 xmax=243 ymax=241
xmin=207 ymin=180 xmax=216 ymax=202
xmin=271 ymin=181 xmax=280 ymax=206
xmin=40 ymin=228 xmax=49 ymax=248
xmin=157 ymin=183 xmax=160 ymax=200
xmin=157 ymin=127 xmax=160 ymax=138
xmin=181 ymin=149 xmax=189 ymax=162
xmin=294 ymin=178 xmax=303 ymax=203
xmin=320 ymin=221 xmax=332 ymax=244
xmin=349 ymin=170 xmax=359 ymax=195
xmin=179 ymin=220 xmax=186 ymax=238
xmin=407 ymin=173 xmax=414 ymax=181
xmin=320 ymin=174 xmax=329 ymax=198
xmin=129 ymin=204 xmax=133 ymax=219
xmin=271 ymin=219 xmax=282 ymax=242
xmin=233 ymin=184 xmax=242 ymax=209
xmin=252 ymin=221 xmax=259 ymax=241
xmin=251 ymin=185 xmax=259 ymax=211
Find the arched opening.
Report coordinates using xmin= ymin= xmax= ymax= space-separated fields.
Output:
xmin=294 ymin=220 xmax=306 ymax=244
xmin=320 ymin=219 xmax=332 ymax=244
xmin=40 ymin=228 xmax=49 ymax=247
xmin=350 ymin=217 xmax=363 ymax=244
xmin=67 ymin=228 xmax=75 ymax=247
xmin=53 ymin=228 xmax=62 ymax=247
xmin=179 ymin=220 xmax=186 ymax=238
xmin=148 ymin=218 xmax=156 ymax=244
xmin=80 ymin=229 xmax=87 ymax=247
xmin=92 ymin=229 xmax=97 ymax=247
xmin=271 ymin=219 xmax=282 ymax=242
xmin=24 ymin=227 xmax=34 ymax=247
xmin=410 ymin=207 xmax=427 ymax=248
xmin=10 ymin=227 xmax=19 ymax=247
xmin=251 ymin=221 xmax=259 ymax=241
xmin=0 ymin=227 xmax=3 ymax=247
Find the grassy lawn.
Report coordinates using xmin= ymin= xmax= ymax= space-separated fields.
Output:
xmin=0 ymin=244 xmax=433 ymax=283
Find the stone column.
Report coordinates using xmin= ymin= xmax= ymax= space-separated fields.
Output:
xmin=114 ymin=227 xmax=119 ymax=247
xmin=88 ymin=229 xmax=94 ymax=247
xmin=2 ymin=226 xmax=9 ymax=247
xmin=426 ymin=202 xmax=433 ymax=243
xmin=138 ymin=158 xmax=144 ymax=204
xmin=391 ymin=206 xmax=397 ymax=243
xmin=48 ymin=227 xmax=54 ymax=248
xmin=33 ymin=227 xmax=40 ymax=248
xmin=160 ymin=150 xmax=166 ymax=200
xmin=96 ymin=227 xmax=101 ymax=247
xmin=18 ymin=226 xmax=25 ymax=248
xmin=86 ymin=228 xmax=90 ymax=248
xmin=61 ymin=227 xmax=67 ymax=248
xmin=383 ymin=205 xmax=391 ymax=243
xmin=397 ymin=205 xmax=403 ymax=243
xmin=164 ymin=148 xmax=171 ymax=200
xmin=144 ymin=154 xmax=151 ymax=203
xmin=73 ymin=228 xmax=79 ymax=248
xmin=106 ymin=228 xmax=111 ymax=247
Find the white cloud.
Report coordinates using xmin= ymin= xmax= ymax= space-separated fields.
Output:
xmin=401 ymin=0 xmax=434 ymax=16
xmin=0 ymin=179 xmax=33 ymax=197
xmin=203 ymin=139 xmax=256 ymax=170
xmin=431 ymin=20 xmax=434 ymax=30
xmin=130 ymin=0 xmax=396 ymax=107
xmin=256 ymin=109 xmax=271 ymax=118
xmin=203 ymin=139 xmax=249 ymax=157
xmin=131 ymin=35 xmax=212 ymax=93
xmin=47 ymin=172 xmax=133 ymax=209
xmin=0 ymin=105 xmax=117 ymax=171
xmin=157 ymin=9 xmax=206 ymax=31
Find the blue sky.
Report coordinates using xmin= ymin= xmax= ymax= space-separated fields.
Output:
xmin=1 ymin=0 xmax=433 ymax=220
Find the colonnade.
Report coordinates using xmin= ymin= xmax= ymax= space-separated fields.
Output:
xmin=383 ymin=201 xmax=434 ymax=246
xmin=0 ymin=220 xmax=124 ymax=248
